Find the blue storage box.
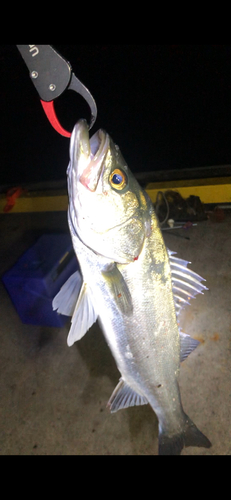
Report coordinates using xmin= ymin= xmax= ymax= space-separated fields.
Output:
xmin=2 ymin=233 xmax=79 ymax=327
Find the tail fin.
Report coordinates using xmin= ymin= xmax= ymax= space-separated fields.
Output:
xmin=159 ymin=414 xmax=211 ymax=455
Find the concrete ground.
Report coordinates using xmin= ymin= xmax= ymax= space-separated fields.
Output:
xmin=0 ymin=209 xmax=230 ymax=455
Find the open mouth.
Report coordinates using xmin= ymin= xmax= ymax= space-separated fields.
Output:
xmin=74 ymin=120 xmax=109 ymax=192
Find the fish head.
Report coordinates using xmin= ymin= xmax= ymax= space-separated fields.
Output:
xmin=67 ymin=119 xmax=152 ymax=264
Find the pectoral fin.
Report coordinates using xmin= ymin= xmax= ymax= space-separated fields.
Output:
xmin=67 ymin=282 xmax=98 ymax=346
xmin=101 ymin=265 xmax=133 ymax=316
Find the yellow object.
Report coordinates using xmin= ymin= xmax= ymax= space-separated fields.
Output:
xmin=0 ymin=192 xmax=68 ymax=213
xmin=146 ymin=177 xmax=231 ymax=204
xmin=0 ymin=177 xmax=231 ymax=213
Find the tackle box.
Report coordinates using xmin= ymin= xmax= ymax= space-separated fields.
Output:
xmin=2 ymin=233 xmax=79 ymax=327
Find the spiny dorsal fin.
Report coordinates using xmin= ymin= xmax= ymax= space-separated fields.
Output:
xmin=167 ymin=249 xmax=208 ymax=318
xmin=107 ymin=378 xmax=148 ymax=413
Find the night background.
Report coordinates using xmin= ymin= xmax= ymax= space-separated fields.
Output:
xmin=1 ymin=44 xmax=231 ymax=186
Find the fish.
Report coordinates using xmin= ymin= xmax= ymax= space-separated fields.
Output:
xmin=53 ymin=119 xmax=211 ymax=455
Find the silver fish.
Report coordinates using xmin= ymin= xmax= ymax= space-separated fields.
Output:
xmin=53 ymin=119 xmax=211 ymax=455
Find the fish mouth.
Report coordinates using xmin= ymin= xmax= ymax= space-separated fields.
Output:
xmin=70 ymin=119 xmax=109 ymax=192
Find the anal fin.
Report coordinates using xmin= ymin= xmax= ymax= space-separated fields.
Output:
xmin=107 ymin=378 xmax=148 ymax=413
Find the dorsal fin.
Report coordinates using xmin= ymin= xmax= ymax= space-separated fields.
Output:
xmin=179 ymin=330 xmax=200 ymax=361
xmin=168 ymin=249 xmax=208 ymax=318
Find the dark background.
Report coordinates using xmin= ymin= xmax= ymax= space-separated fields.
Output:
xmin=1 ymin=45 xmax=231 ymax=186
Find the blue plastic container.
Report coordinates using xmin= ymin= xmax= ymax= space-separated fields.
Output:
xmin=2 ymin=233 xmax=79 ymax=327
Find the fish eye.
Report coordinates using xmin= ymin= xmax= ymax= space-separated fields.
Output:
xmin=109 ymin=169 xmax=127 ymax=190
